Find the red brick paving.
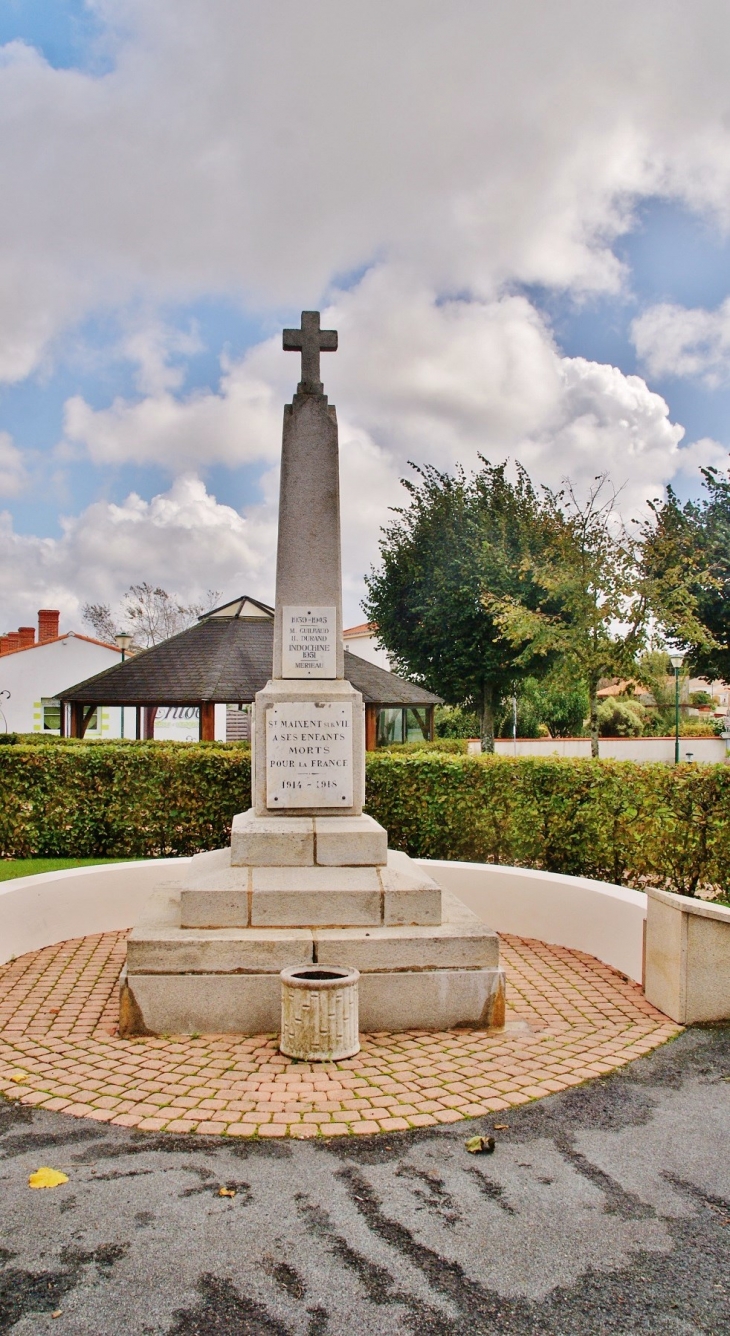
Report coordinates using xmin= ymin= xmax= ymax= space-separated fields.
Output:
xmin=0 ymin=930 xmax=679 ymax=1137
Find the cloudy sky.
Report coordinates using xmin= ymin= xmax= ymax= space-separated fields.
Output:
xmin=2 ymin=1 xmax=730 ymax=631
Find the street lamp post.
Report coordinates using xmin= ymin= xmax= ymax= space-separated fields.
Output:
xmin=670 ymin=652 xmax=684 ymax=764
xmin=115 ymin=632 xmax=132 ymax=739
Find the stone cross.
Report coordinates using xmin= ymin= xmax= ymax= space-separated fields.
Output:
xmin=283 ymin=311 xmax=338 ymax=394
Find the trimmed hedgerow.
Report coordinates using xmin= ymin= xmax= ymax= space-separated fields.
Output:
xmin=0 ymin=744 xmax=728 ymax=896
xmin=0 ymin=742 xmax=251 ymax=860
xmin=365 ymin=753 xmax=730 ymax=897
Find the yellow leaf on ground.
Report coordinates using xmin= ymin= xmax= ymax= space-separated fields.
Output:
xmin=218 ymin=1186 xmax=236 ymax=1198
xmin=10 ymin=1072 xmax=28 ymax=1083
xmin=28 ymin=1167 xmax=69 ymax=1189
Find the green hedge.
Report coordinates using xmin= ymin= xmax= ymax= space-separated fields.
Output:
xmin=0 ymin=743 xmax=251 ymax=860
xmin=366 ymin=753 xmax=730 ymax=897
xmin=1 ymin=744 xmax=728 ymax=896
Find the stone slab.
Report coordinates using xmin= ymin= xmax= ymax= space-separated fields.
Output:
xmin=252 ymin=678 xmax=365 ymax=818
xmin=121 ymin=965 xmax=505 ymax=1036
xmin=314 ymin=892 xmax=498 ymax=970
xmin=250 ymin=865 xmax=381 ymax=927
xmin=314 ymin=814 xmax=387 ymax=866
xmin=121 ymin=969 xmax=282 ymax=1037
xmin=230 ymin=811 xmax=314 ymax=867
xmin=644 ymin=885 xmax=730 ymax=1024
xmin=381 ymin=850 xmax=442 ymax=925
xmin=128 ymin=886 xmax=494 ymax=974
xmin=127 ymin=891 xmax=313 ymax=974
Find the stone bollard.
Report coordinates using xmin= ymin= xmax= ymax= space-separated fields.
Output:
xmin=279 ymin=965 xmax=360 ymax=1061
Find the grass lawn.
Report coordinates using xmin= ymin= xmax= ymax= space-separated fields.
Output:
xmin=0 ymin=858 xmax=135 ymax=882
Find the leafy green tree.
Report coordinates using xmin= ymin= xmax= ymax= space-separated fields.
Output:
xmin=364 ymin=460 xmax=556 ymax=751
xmin=489 ymin=477 xmax=651 ymax=757
xmin=496 ymin=673 xmax=590 ymax=739
xmin=643 ymin=466 xmax=730 ymax=679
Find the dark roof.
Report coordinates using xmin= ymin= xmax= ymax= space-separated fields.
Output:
xmin=57 ymin=616 xmax=440 ymax=707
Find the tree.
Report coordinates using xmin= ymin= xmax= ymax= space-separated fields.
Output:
xmin=363 ymin=460 xmax=557 ymax=751
xmin=83 ymin=585 xmax=220 ymax=648
xmin=489 ymin=476 xmax=650 ymax=757
xmin=642 ymin=466 xmax=730 ymax=679
xmin=496 ymin=672 xmax=590 ymax=739
xmin=82 ymin=603 xmax=117 ymax=643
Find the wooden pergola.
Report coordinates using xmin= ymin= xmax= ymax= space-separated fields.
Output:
xmin=56 ymin=596 xmax=440 ymax=745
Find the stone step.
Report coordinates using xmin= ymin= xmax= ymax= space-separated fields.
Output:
xmin=179 ymin=848 xmax=442 ymax=929
xmin=120 ymin=965 xmax=506 ymax=1036
xmin=127 ymin=888 xmax=494 ymax=975
xmin=229 ymin=809 xmax=388 ymax=867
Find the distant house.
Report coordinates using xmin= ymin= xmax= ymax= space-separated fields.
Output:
xmin=57 ymin=595 xmax=440 ymax=746
xmin=0 ymin=609 xmax=122 ymax=736
xmin=342 ymin=622 xmax=391 ymax=671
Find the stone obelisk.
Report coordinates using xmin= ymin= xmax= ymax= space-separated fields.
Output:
xmin=121 ymin=313 xmax=506 ymax=1037
xmin=250 ymin=311 xmax=366 ymax=822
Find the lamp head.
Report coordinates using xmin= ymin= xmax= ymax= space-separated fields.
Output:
xmin=669 ymin=653 xmax=684 ymax=671
xmin=115 ymin=631 xmax=132 ymax=652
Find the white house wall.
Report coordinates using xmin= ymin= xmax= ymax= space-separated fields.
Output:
xmin=0 ymin=637 xmax=121 ymax=736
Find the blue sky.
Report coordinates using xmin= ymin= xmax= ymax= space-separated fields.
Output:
xmin=2 ymin=2 xmax=730 ymax=628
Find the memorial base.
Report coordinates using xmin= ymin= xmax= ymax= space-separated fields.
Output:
xmin=120 ymin=875 xmax=506 ymax=1036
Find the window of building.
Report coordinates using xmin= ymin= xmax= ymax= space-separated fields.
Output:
xmin=42 ymin=699 xmax=61 ymax=732
xmin=376 ymin=706 xmax=432 ymax=747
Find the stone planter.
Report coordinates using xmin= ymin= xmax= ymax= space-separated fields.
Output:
xmin=644 ymin=886 xmax=730 ymax=1024
xmin=280 ymin=965 xmax=360 ymax=1061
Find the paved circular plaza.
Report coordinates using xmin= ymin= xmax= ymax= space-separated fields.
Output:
xmin=0 ymin=931 xmax=679 ymax=1138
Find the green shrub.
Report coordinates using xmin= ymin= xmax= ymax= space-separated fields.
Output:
xmin=0 ymin=742 xmax=251 ymax=859
xmin=1 ymin=744 xmax=729 ymax=898
xmin=365 ymin=753 xmax=730 ymax=898
xmin=434 ymin=706 xmax=479 ymax=739
xmin=597 ymin=697 xmax=645 ymax=736
xmin=378 ymin=738 xmax=469 ymax=754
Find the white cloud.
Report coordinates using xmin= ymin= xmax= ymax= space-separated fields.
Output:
xmin=3 ymin=3 xmax=730 ymax=625
xmin=2 ymin=3 xmax=730 ymax=379
xmin=48 ymin=270 xmax=722 ymax=619
xmin=0 ymin=474 xmax=276 ymax=631
xmin=0 ymin=431 xmax=27 ymax=497
xmin=631 ymin=298 xmax=730 ymax=386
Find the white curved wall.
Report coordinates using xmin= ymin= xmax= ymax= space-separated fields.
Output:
xmin=417 ymin=860 xmax=646 ymax=983
xmin=0 ymin=859 xmax=190 ymax=965
xmin=0 ymin=856 xmax=646 ymax=985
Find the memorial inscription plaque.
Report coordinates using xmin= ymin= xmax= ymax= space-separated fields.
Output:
xmin=281 ymin=605 xmax=337 ymax=678
xmin=266 ymin=701 xmax=353 ymax=808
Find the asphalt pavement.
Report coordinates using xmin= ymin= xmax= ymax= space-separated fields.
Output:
xmin=0 ymin=1025 xmax=728 ymax=1335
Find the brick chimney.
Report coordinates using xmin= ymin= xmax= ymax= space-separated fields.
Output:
xmin=38 ymin=609 xmax=60 ymax=644
xmin=18 ymin=626 xmax=35 ymax=649
xmin=0 ymin=637 xmax=11 ymax=656
xmin=4 ymin=632 xmax=21 ymax=653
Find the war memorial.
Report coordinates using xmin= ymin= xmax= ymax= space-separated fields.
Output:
xmin=120 ymin=313 xmax=506 ymax=1041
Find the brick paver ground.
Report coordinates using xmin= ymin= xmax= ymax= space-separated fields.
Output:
xmin=0 ymin=931 xmax=680 ymax=1138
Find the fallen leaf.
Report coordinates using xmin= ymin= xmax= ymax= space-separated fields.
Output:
xmin=52 ymin=1311 xmax=62 ymax=1320
xmin=493 ymin=1124 xmax=510 ymax=1131
xmin=10 ymin=1072 xmax=28 ymax=1084
xmin=218 ymin=1186 xmax=236 ymax=1198
xmin=28 ymin=1167 xmax=69 ymax=1190
xmin=465 ymin=1135 xmax=495 ymax=1155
